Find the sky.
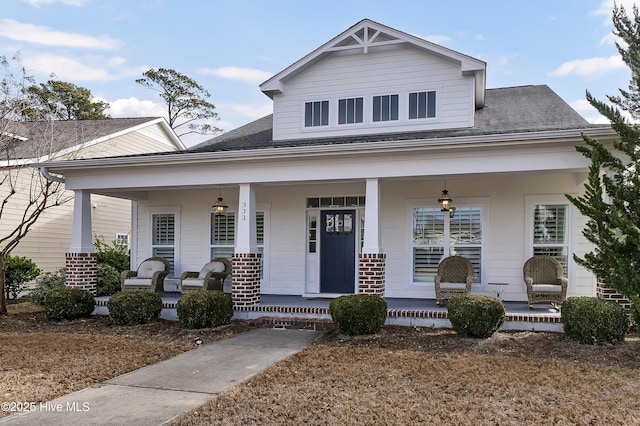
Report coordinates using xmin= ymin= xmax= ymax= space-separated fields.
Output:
xmin=0 ymin=0 xmax=636 ymax=146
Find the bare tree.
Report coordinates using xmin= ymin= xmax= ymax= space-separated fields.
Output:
xmin=0 ymin=55 xmax=73 ymax=314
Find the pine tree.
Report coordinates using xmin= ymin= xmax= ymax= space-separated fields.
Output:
xmin=567 ymin=4 xmax=640 ymax=298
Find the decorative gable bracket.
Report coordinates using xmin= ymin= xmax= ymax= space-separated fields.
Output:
xmin=327 ymin=23 xmax=405 ymax=54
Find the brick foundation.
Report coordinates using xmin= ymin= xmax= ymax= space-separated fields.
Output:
xmin=358 ymin=253 xmax=386 ymax=296
xmin=65 ymin=252 xmax=98 ymax=295
xmin=596 ymin=280 xmax=631 ymax=311
xmin=232 ymin=253 xmax=262 ymax=307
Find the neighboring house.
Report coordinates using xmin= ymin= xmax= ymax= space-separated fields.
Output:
xmin=4 ymin=117 xmax=184 ymax=274
xmin=38 ymin=19 xmax=616 ymax=304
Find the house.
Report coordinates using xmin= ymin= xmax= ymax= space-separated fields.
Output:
xmin=36 ymin=19 xmax=616 ymax=307
xmin=4 ymin=117 xmax=184 ymax=274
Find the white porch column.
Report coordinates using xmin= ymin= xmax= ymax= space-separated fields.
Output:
xmin=235 ymin=183 xmax=257 ymax=253
xmin=232 ymin=183 xmax=261 ymax=307
xmin=362 ymin=178 xmax=382 ymax=254
xmin=359 ymin=178 xmax=386 ymax=296
xmin=66 ymin=190 xmax=97 ymax=294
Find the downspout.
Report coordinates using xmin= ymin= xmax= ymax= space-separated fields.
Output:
xmin=39 ymin=166 xmax=65 ymax=183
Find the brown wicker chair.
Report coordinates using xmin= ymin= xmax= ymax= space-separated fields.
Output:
xmin=180 ymin=257 xmax=232 ymax=293
xmin=523 ymin=255 xmax=568 ymax=309
xmin=434 ymin=255 xmax=474 ymax=305
xmin=121 ymin=256 xmax=171 ymax=292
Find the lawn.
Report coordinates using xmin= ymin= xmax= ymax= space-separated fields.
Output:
xmin=2 ymin=300 xmax=640 ymax=425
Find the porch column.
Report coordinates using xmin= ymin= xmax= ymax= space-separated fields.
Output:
xmin=66 ymin=190 xmax=97 ymax=294
xmin=359 ymin=178 xmax=386 ymax=296
xmin=232 ymin=183 xmax=261 ymax=307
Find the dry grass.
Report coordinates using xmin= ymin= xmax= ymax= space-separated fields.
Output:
xmin=3 ymin=300 xmax=640 ymax=425
xmin=174 ymin=328 xmax=640 ymax=426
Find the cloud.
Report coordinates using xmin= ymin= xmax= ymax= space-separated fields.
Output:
xmin=21 ymin=0 xmax=86 ymax=6
xmin=197 ymin=66 xmax=273 ymax=84
xmin=22 ymin=53 xmax=147 ymax=81
xmin=106 ymin=97 xmax=166 ymax=118
xmin=0 ymin=19 xmax=118 ymax=49
xmin=550 ymin=55 xmax=625 ymax=78
xmin=221 ymin=102 xmax=273 ymax=120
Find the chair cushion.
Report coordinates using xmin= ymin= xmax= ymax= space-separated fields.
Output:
xmin=198 ymin=261 xmax=226 ymax=278
xmin=439 ymin=282 xmax=467 ymax=290
xmin=182 ymin=278 xmax=205 ymax=287
xmin=531 ymin=284 xmax=562 ymax=292
xmin=137 ymin=260 xmax=166 ymax=279
xmin=124 ymin=278 xmax=153 ymax=286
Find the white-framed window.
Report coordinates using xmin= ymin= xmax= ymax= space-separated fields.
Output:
xmin=115 ymin=233 xmax=129 ymax=249
xmin=530 ymin=203 xmax=570 ymax=273
xmin=412 ymin=206 xmax=482 ymax=284
xmin=338 ymin=97 xmax=363 ymax=125
xmin=372 ymin=94 xmax=399 ymax=122
xmin=304 ymin=100 xmax=329 ymax=127
xmin=409 ymin=90 xmax=436 ymax=119
xmin=151 ymin=212 xmax=177 ymax=276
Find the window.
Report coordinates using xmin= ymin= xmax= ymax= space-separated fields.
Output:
xmin=409 ymin=91 xmax=436 ymax=119
xmin=152 ymin=213 xmax=175 ymax=275
xmin=373 ymin=94 xmax=399 ymax=122
xmin=338 ymin=97 xmax=363 ymax=124
xmin=532 ymin=204 xmax=569 ymax=272
xmin=413 ymin=207 xmax=482 ymax=283
xmin=116 ymin=233 xmax=129 ymax=248
xmin=304 ymin=100 xmax=329 ymax=127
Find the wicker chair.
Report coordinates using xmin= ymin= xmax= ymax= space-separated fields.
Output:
xmin=180 ymin=257 xmax=232 ymax=293
xmin=434 ymin=255 xmax=474 ymax=305
xmin=523 ymin=255 xmax=568 ymax=309
xmin=121 ymin=256 xmax=171 ymax=292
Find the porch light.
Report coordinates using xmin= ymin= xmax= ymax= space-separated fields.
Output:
xmin=438 ymin=183 xmax=456 ymax=218
xmin=213 ymin=189 xmax=228 ymax=216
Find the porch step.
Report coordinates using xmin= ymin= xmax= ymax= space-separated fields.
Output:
xmin=256 ymin=316 xmax=335 ymax=331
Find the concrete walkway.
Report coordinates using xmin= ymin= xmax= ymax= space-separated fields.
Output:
xmin=0 ymin=328 xmax=323 ymax=426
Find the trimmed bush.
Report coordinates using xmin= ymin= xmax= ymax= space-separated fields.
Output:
xmin=108 ymin=291 xmax=163 ymax=325
xmin=630 ymin=295 xmax=640 ymax=331
xmin=562 ymin=296 xmax=629 ymax=345
xmin=329 ymin=294 xmax=387 ymax=336
xmin=447 ymin=294 xmax=506 ymax=338
xmin=4 ymin=254 xmax=41 ymax=300
xmin=44 ymin=287 xmax=95 ymax=321
xmin=96 ymin=263 xmax=121 ymax=296
xmin=176 ymin=290 xmax=234 ymax=329
xmin=29 ymin=268 xmax=66 ymax=307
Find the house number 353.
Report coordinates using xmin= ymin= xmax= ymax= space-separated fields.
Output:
xmin=241 ymin=202 xmax=247 ymax=221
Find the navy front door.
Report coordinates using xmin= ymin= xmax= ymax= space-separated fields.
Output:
xmin=320 ymin=210 xmax=356 ymax=293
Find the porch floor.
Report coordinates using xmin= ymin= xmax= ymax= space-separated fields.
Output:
xmin=94 ymin=293 xmax=564 ymax=332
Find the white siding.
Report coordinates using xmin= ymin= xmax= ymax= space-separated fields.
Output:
xmin=273 ymin=45 xmax=474 ymax=141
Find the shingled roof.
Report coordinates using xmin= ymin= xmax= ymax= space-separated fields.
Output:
xmin=5 ymin=117 xmax=163 ymax=160
xmin=189 ymin=85 xmax=603 ymax=153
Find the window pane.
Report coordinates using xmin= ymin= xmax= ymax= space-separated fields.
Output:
xmin=451 ymin=247 xmax=481 ymax=283
xmin=211 ymin=214 xmax=235 ymax=245
xmin=153 ymin=247 xmax=174 ymax=274
xmin=390 ymin=94 xmax=398 ymax=120
xmin=338 ymin=99 xmax=346 ymax=124
xmin=450 ymin=208 xmax=482 ymax=245
xmin=382 ymin=95 xmax=389 ymax=121
xmin=413 ymin=208 xmax=445 ymax=245
xmin=534 ymin=246 xmax=568 ymax=274
xmin=313 ymin=101 xmax=321 ymax=126
xmin=418 ymin=91 xmax=427 ymax=118
xmin=534 ymin=205 xmax=567 ymax=244
xmin=409 ymin=92 xmax=417 ymax=119
xmin=305 ymin=102 xmax=313 ymax=127
xmin=373 ymin=96 xmax=381 ymax=121
xmin=355 ymin=97 xmax=363 ymax=123
xmin=257 ymin=212 xmax=264 ymax=245
xmin=414 ymin=247 xmax=444 ymax=282
xmin=427 ymin=91 xmax=436 ymax=117
xmin=321 ymin=101 xmax=329 ymax=126
xmin=152 ymin=214 xmax=174 ymax=245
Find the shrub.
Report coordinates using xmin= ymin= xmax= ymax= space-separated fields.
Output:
xmin=29 ymin=268 xmax=66 ymax=306
xmin=107 ymin=291 xmax=163 ymax=325
xmin=44 ymin=287 xmax=95 ymax=321
xmin=4 ymin=255 xmax=41 ymax=299
xmin=97 ymin=263 xmax=121 ymax=296
xmin=447 ymin=294 xmax=506 ymax=338
xmin=562 ymin=296 xmax=629 ymax=345
xmin=176 ymin=290 xmax=234 ymax=329
xmin=94 ymin=235 xmax=130 ymax=273
xmin=630 ymin=295 xmax=640 ymax=331
xmin=329 ymin=294 xmax=387 ymax=336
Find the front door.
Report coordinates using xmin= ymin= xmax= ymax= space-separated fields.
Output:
xmin=320 ymin=210 xmax=356 ymax=293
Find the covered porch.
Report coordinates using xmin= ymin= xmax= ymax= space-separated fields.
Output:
xmin=93 ymin=293 xmax=563 ymax=332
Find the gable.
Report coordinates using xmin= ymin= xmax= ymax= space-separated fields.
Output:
xmin=260 ymin=19 xmax=486 ymax=142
